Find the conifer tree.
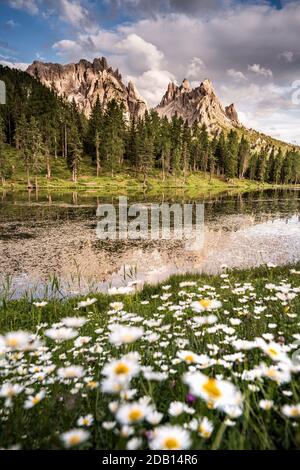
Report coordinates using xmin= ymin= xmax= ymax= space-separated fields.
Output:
xmin=225 ymin=130 xmax=239 ymax=178
xmin=68 ymin=119 xmax=82 ymax=183
xmin=198 ymin=124 xmax=209 ymax=175
xmin=0 ymin=115 xmax=10 ymax=185
xmin=215 ymin=131 xmax=226 ymax=175
xmin=238 ymin=135 xmax=251 ymax=178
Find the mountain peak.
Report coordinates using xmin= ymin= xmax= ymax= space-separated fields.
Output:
xmin=225 ymin=103 xmax=239 ymax=124
xmin=199 ymin=78 xmax=215 ymax=96
xmin=155 ymin=78 xmax=241 ymax=131
xmin=27 ymin=57 xmax=147 ymax=119
xmin=181 ymin=78 xmax=192 ymax=91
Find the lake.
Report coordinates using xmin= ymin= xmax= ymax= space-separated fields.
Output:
xmin=0 ymin=188 xmax=299 ymax=298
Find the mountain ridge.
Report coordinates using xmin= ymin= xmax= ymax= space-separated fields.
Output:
xmin=27 ymin=57 xmax=148 ymax=120
xmin=25 ymin=57 xmax=298 ymax=151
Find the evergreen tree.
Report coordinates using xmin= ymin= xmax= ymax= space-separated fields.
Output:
xmin=215 ymin=131 xmax=226 ymax=175
xmin=104 ymin=100 xmax=126 ymax=175
xmin=68 ymin=119 xmax=82 ymax=183
xmin=225 ymin=130 xmax=239 ymax=178
xmin=198 ymin=124 xmax=209 ymax=174
xmin=238 ymin=135 xmax=251 ymax=178
xmin=266 ymin=147 xmax=276 ymax=183
xmin=88 ymin=97 xmax=103 ymax=176
xmin=272 ymin=148 xmax=283 ymax=184
xmin=182 ymin=120 xmax=191 ymax=182
xmin=256 ymin=147 xmax=268 ymax=182
xmin=281 ymin=150 xmax=293 ymax=184
xmin=0 ymin=115 xmax=11 ymax=185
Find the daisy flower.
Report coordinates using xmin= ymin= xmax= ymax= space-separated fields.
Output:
xmin=0 ymin=383 xmax=23 ymax=398
xmin=77 ymin=414 xmax=94 ymax=427
xmin=281 ymin=404 xmax=300 ymax=418
xmin=24 ymin=391 xmax=46 ymax=409
xmin=61 ymin=429 xmax=90 ymax=448
xmin=108 ymin=325 xmax=144 ymax=346
xmin=102 ymin=355 xmax=140 ymax=384
xmin=3 ymin=331 xmax=40 ymax=351
xmin=116 ymin=402 xmax=152 ymax=425
xmin=109 ymin=302 xmax=124 ymax=311
xmin=191 ymin=299 xmax=222 ymax=312
xmin=45 ymin=327 xmax=78 ymax=342
xmin=197 ymin=417 xmax=214 ymax=438
xmin=149 ymin=425 xmax=191 ymax=450
xmin=77 ymin=298 xmax=97 ymax=309
xmin=33 ymin=301 xmax=48 ymax=308
xmin=177 ymin=350 xmax=201 ymax=364
xmin=57 ymin=366 xmax=85 ymax=379
xmin=62 ymin=317 xmax=87 ymax=328
xmin=184 ymin=372 xmax=243 ymax=412
xmin=259 ymin=400 xmax=274 ymax=411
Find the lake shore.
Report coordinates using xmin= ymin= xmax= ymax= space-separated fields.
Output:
xmin=1 ymin=171 xmax=299 ymax=198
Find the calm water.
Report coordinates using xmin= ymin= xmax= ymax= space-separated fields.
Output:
xmin=0 ymin=189 xmax=299 ymax=298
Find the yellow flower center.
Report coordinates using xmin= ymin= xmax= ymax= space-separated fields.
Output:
xmin=267 ymin=347 xmax=278 ymax=357
xmin=87 ymin=381 xmax=97 ymax=389
xmin=184 ymin=354 xmax=195 ymax=363
xmin=199 ymin=299 xmax=212 ymax=309
xmin=114 ymin=363 xmax=130 ymax=375
xmin=123 ymin=335 xmax=134 ymax=343
xmin=7 ymin=338 xmax=19 ymax=348
xmin=202 ymin=378 xmax=222 ymax=400
xmin=32 ymin=397 xmax=40 ymax=405
xmin=164 ymin=437 xmax=180 ymax=450
xmin=69 ymin=435 xmax=81 ymax=446
xmin=199 ymin=426 xmax=211 ymax=438
xmin=291 ymin=408 xmax=300 ymax=417
xmin=128 ymin=408 xmax=143 ymax=422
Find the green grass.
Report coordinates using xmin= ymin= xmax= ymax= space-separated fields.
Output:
xmin=1 ymin=145 xmax=296 ymax=197
xmin=0 ymin=263 xmax=300 ymax=450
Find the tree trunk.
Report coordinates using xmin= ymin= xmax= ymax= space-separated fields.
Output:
xmin=95 ymin=131 xmax=100 ymax=177
xmin=54 ymin=135 xmax=57 ymax=159
xmin=27 ymin=167 xmax=31 ymax=188
xmin=64 ymin=124 xmax=68 ymax=159
xmin=46 ymin=153 xmax=51 ymax=179
xmin=72 ymin=166 xmax=77 ymax=183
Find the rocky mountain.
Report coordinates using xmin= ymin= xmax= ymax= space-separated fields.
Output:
xmin=26 ymin=57 xmax=148 ymax=119
xmin=155 ymin=78 xmax=241 ymax=132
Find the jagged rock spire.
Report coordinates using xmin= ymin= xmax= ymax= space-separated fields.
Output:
xmin=26 ymin=57 xmax=148 ymax=119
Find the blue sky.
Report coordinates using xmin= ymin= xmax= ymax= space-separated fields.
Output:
xmin=0 ymin=0 xmax=299 ymax=143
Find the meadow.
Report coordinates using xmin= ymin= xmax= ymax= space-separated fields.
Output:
xmin=0 ymin=263 xmax=299 ymax=450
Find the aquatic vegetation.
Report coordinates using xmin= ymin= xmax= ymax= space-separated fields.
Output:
xmin=0 ymin=264 xmax=299 ymax=450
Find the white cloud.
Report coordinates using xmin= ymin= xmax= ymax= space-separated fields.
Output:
xmin=5 ymin=19 xmax=19 ymax=28
xmin=58 ymin=0 xmax=90 ymax=27
xmin=278 ymin=51 xmax=294 ymax=63
xmin=8 ymin=0 xmax=39 ymax=14
xmin=248 ymin=64 xmax=273 ymax=78
xmin=127 ymin=69 xmax=175 ymax=106
xmin=227 ymin=68 xmax=247 ymax=82
xmin=187 ymin=57 xmax=205 ymax=80
xmin=0 ymin=60 xmax=30 ymax=70
xmin=117 ymin=34 xmax=164 ymax=75
xmin=52 ymin=39 xmax=83 ymax=57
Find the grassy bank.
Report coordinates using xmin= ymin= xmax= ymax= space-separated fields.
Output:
xmin=0 ymin=146 xmax=295 ymax=196
xmin=0 ymin=264 xmax=300 ymax=450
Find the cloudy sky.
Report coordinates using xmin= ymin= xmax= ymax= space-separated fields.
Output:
xmin=0 ymin=0 xmax=300 ymax=143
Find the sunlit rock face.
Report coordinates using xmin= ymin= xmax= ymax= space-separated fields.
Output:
xmin=155 ymin=78 xmax=241 ymax=132
xmin=27 ymin=57 xmax=148 ymax=119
